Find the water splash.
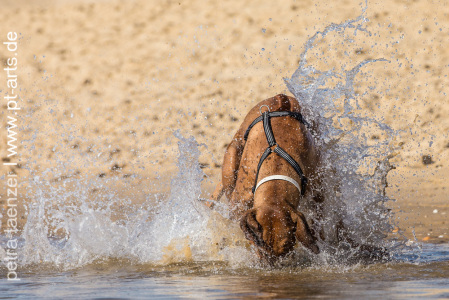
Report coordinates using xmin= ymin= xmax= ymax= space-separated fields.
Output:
xmin=284 ymin=7 xmax=403 ymax=260
xmin=4 ymin=5 xmax=408 ymax=272
xmin=17 ymin=131 xmax=250 ymax=270
xmin=131 ymin=130 xmax=215 ymax=263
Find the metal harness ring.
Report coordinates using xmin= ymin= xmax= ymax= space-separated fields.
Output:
xmin=259 ymin=105 xmax=270 ymax=115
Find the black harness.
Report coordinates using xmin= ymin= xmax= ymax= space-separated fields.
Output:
xmin=243 ymin=109 xmax=310 ymax=195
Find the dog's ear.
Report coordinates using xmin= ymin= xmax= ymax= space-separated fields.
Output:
xmin=240 ymin=209 xmax=265 ymax=248
xmin=291 ymin=210 xmax=319 ymax=254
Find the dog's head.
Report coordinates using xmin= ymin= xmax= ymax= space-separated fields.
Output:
xmin=240 ymin=207 xmax=319 ymax=263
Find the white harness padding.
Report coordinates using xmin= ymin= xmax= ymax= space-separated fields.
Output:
xmin=254 ymin=175 xmax=302 ymax=195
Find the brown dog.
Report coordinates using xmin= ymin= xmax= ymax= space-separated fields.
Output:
xmin=210 ymin=94 xmax=324 ymax=262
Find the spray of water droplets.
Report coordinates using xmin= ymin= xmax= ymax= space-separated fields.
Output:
xmin=3 ymin=5 xmax=409 ymax=271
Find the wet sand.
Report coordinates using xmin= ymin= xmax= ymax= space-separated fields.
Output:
xmin=0 ymin=0 xmax=448 ymax=244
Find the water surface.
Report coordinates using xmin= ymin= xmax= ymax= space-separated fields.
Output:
xmin=2 ymin=244 xmax=448 ymax=299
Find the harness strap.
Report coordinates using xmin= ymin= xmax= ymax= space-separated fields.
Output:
xmin=246 ymin=109 xmax=309 ymax=196
xmin=252 ymin=146 xmax=273 ymax=193
xmin=263 ymin=112 xmax=276 ymax=147
xmin=243 ymin=111 xmax=310 ymax=141
xmin=273 ymin=146 xmax=308 ymax=194
xmin=254 ymin=175 xmax=302 ymax=194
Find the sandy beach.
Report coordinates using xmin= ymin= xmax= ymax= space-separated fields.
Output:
xmin=0 ymin=0 xmax=447 ymax=245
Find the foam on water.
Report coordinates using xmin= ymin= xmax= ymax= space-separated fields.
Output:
xmin=3 ymin=5 xmax=408 ymax=271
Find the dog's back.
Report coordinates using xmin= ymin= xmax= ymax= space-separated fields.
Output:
xmin=229 ymin=95 xmax=319 ymax=214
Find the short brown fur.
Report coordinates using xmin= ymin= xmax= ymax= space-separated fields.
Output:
xmin=210 ymin=94 xmax=322 ymax=262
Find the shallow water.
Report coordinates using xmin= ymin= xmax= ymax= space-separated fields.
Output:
xmin=1 ymin=243 xmax=448 ymax=299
